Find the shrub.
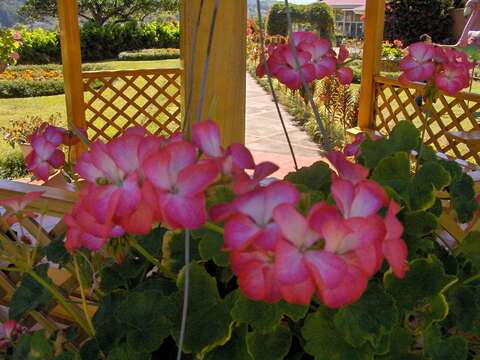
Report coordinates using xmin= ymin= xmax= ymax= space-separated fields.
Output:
xmin=13 ymin=21 xmax=180 ymax=64
xmin=0 ymin=114 xmax=62 ymax=148
xmin=118 ymin=48 xmax=180 ymax=61
xmin=0 ymin=150 xmax=28 ymax=179
xmin=384 ymin=0 xmax=454 ymax=45
xmin=0 ymin=63 xmax=110 ymax=98
xmin=266 ymin=3 xmax=334 ymax=40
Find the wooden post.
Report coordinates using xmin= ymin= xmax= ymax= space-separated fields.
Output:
xmin=181 ymin=0 xmax=247 ymax=145
xmin=57 ymin=0 xmax=86 ymax=156
xmin=358 ymin=0 xmax=385 ymax=129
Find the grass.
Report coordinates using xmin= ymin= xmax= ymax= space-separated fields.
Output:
xmin=0 ymin=59 xmax=180 ymax=153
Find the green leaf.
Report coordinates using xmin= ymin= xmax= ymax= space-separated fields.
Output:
xmin=424 ymin=325 xmax=468 ymax=360
xmin=284 ymin=161 xmax=332 ymax=194
xmin=93 ymin=293 xmax=128 ymax=353
xmin=333 ymin=283 xmax=398 ymax=348
xmin=43 ymin=235 xmax=69 ymax=265
xmin=100 ymin=256 xmax=148 ymax=292
xmin=106 ymin=343 xmax=150 ymax=360
xmin=376 ymin=326 xmax=419 ymax=360
xmin=172 ymin=263 xmax=232 ymax=355
xmin=115 ymin=290 xmax=172 ymax=353
xmin=204 ymin=324 xmax=252 ymax=360
xmin=194 ymin=228 xmax=229 ymax=267
xmin=302 ymin=310 xmax=372 ymax=360
xmin=406 ymin=180 xmax=436 ymax=211
xmin=13 ymin=330 xmax=54 ymax=360
xmin=206 ymin=184 xmax=236 ymax=209
xmin=450 ymin=173 xmax=478 ymax=223
xmin=371 ymin=152 xmax=411 ymax=194
xmin=389 ymin=121 xmax=421 ymax=153
xmin=384 ymin=256 xmax=457 ymax=311
xmin=416 ymin=161 xmax=451 ymax=190
xmin=360 ymin=137 xmax=392 ymax=168
xmin=161 ymin=231 xmax=201 ymax=274
xmin=403 ymin=211 xmax=438 ymax=237
xmin=231 ymin=294 xmax=308 ymax=333
xmin=9 ymin=264 xmax=52 ymax=320
xmin=136 ymin=226 xmax=166 ymax=258
xmin=455 ymin=231 xmax=480 ymax=270
xmin=448 ymin=285 xmax=480 ymax=332
xmin=247 ymin=325 xmax=292 ymax=360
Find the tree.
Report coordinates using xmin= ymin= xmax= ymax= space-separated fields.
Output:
xmin=18 ymin=0 xmax=179 ymax=26
xmin=384 ymin=0 xmax=454 ymax=45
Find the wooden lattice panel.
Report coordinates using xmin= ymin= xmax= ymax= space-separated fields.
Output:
xmin=374 ymin=76 xmax=480 ymax=165
xmin=82 ymin=68 xmax=182 ymax=141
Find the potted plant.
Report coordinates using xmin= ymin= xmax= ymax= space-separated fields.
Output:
xmin=381 ymin=39 xmax=405 ymax=72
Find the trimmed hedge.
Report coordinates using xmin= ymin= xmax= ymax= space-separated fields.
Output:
xmin=0 ymin=64 xmax=109 ymax=98
xmin=118 ymin=48 xmax=180 ymax=61
xmin=266 ymin=3 xmax=334 ymax=39
xmin=0 ymin=150 xmax=28 ymax=180
xmin=15 ymin=21 xmax=180 ymax=64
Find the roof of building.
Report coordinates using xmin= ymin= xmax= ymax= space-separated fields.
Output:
xmin=323 ymin=0 xmax=366 ymax=9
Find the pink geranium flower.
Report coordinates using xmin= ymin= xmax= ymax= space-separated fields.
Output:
xmin=268 ymin=45 xmax=316 ymax=89
xmin=435 ymin=63 xmax=470 ymax=96
xmin=344 ymin=132 xmax=381 ymax=159
xmin=223 ymin=181 xmax=300 ymax=251
xmin=0 ymin=191 xmax=44 ymax=225
xmin=326 ymin=151 xmax=369 ymax=184
xmin=400 ymin=42 xmax=436 ymax=82
xmin=144 ymin=140 xmax=219 ymax=229
xmin=25 ymin=125 xmax=66 ymax=181
xmin=298 ymin=39 xmax=337 ymax=79
xmin=335 ymin=47 xmax=354 ymax=85
xmin=0 ymin=320 xmax=25 ymax=349
xmin=382 ymin=201 xmax=408 ymax=278
xmin=64 ymin=185 xmax=125 ymax=252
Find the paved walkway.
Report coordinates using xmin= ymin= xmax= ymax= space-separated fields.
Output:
xmin=245 ymin=73 xmax=322 ymax=178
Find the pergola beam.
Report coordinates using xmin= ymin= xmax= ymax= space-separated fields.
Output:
xmin=57 ymin=0 xmax=86 ymax=156
xmin=358 ymin=0 xmax=386 ymax=129
xmin=181 ymin=0 xmax=247 ymax=145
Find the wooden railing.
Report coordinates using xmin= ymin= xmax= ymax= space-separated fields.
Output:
xmin=373 ymin=75 xmax=480 ymax=165
xmin=82 ymin=68 xmax=182 ymax=142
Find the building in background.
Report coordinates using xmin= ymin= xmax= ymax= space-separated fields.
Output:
xmin=323 ymin=0 xmax=365 ymax=38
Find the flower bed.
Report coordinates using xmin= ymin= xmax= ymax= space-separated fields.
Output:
xmin=0 ymin=64 xmax=110 ymax=98
xmin=118 ymin=48 xmax=180 ymax=61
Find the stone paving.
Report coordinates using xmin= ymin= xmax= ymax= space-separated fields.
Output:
xmin=245 ymin=73 xmax=323 ymax=178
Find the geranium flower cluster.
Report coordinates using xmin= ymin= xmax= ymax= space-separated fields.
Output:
xmin=400 ymin=42 xmax=472 ymax=96
xmin=64 ymin=121 xmax=277 ymax=252
xmin=214 ymin=148 xmax=407 ymax=308
xmin=0 ymin=320 xmax=25 ymax=349
xmin=256 ymin=31 xmax=354 ymax=89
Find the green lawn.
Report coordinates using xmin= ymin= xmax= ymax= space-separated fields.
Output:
xmin=0 ymin=59 xmax=180 ymax=153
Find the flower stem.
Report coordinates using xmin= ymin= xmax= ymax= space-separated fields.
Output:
xmin=204 ymin=222 xmax=224 ymax=235
xmin=128 ymin=236 xmax=175 ymax=279
xmin=463 ymin=273 xmax=480 ymax=285
xmin=27 ymin=269 xmax=94 ymax=337
xmin=73 ymin=255 xmax=95 ymax=336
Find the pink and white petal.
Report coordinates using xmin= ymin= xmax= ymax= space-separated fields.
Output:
xmin=224 ymin=214 xmax=260 ymax=251
xmin=275 ymin=238 xmax=310 ymax=284
xmin=227 ymin=143 xmax=255 ymax=170
xmin=32 ymin=162 xmax=51 ymax=181
xmin=192 ymin=120 xmax=223 ymax=158
xmin=336 ymin=67 xmax=354 ymax=85
xmin=326 ymin=151 xmax=369 ymax=184
xmin=161 ymin=193 xmax=207 ymax=229
xmin=408 ymin=42 xmax=434 ymax=62
xmin=235 ymin=188 xmax=267 ymax=225
xmin=90 ymin=142 xmax=120 ymax=180
xmin=263 ymin=181 xmax=301 ymax=223
xmin=383 ymin=237 xmax=408 ymax=278
xmin=209 ymin=202 xmax=237 ymax=222
xmin=350 ymin=180 xmax=388 ymax=217
xmin=177 ymin=161 xmax=219 ymax=196
xmin=281 ymin=277 xmax=316 ymax=305
xmin=330 ymin=177 xmax=355 ymax=218
xmin=165 ymin=141 xmax=198 ymax=177
xmin=236 ymin=259 xmax=271 ymax=302
xmin=80 ymin=232 xmax=107 ymax=251
xmin=253 ymin=223 xmax=281 ymax=251
xmin=75 ymin=153 xmax=104 ymax=183
xmin=308 ymin=203 xmax=350 ymax=252
xmin=304 ymin=251 xmax=347 ymax=289
xmin=119 ymin=201 xmax=154 ymax=235
xmin=144 ymin=151 xmax=174 ymax=190
xmin=48 ymin=149 xmax=65 ymax=168
xmin=277 ymin=68 xmax=302 ymax=90
xmin=337 ymin=46 xmax=349 ymax=63
xmin=273 ymin=204 xmax=310 ymax=247
xmin=302 ymin=64 xmax=317 ymax=83
xmin=319 ymin=264 xmax=368 ymax=308
xmin=253 ymin=161 xmax=279 ymax=180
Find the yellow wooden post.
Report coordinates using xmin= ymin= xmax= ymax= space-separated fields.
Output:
xmin=358 ymin=0 xmax=385 ymax=129
xmin=181 ymin=0 xmax=247 ymax=145
xmin=57 ymin=0 xmax=86 ymax=156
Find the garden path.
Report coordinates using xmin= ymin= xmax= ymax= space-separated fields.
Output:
xmin=245 ymin=73 xmax=322 ymax=178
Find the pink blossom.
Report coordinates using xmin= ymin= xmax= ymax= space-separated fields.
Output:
xmin=289 ymin=32 xmax=318 ymax=47
xmin=326 ymin=151 xmax=369 ymax=184
xmin=268 ymin=45 xmax=316 ymax=89
xmin=335 ymin=47 xmax=354 ymax=85
xmin=25 ymin=125 xmax=66 ymax=181
xmin=0 ymin=320 xmax=25 ymax=349
xmin=144 ymin=140 xmax=219 ymax=229
xmin=298 ymin=39 xmax=337 ymax=79
xmin=64 ymin=185 xmax=125 ymax=252
xmin=400 ymin=42 xmax=435 ymax=82
xmin=382 ymin=201 xmax=408 ymax=278
xmin=12 ymin=32 xmax=21 ymax=41
xmin=435 ymin=63 xmax=470 ymax=96
xmin=192 ymin=120 xmax=222 ymax=158
xmin=344 ymin=133 xmax=381 ymax=159
xmin=10 ymin=52 xmax=19 ymax=61
xmin=223 ymin=181 xmax=300 ymax=251
xmin=0 ymin=191 xmax=44 ymax=225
